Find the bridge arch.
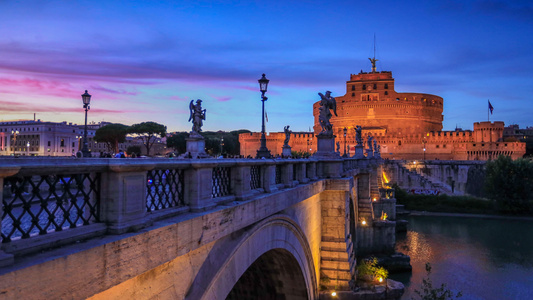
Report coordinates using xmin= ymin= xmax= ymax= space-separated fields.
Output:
xmin=186 ymin=215 xmax=317 ymax=300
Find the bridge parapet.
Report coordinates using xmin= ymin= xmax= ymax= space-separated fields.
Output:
xmin=0 ymin=157 xmax=375 ymax=265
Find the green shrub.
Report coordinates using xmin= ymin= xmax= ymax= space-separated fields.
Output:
xmin=357 ymin=257 xmax=388 ymax=282
xmin=485 ymin=156 xmax=533 ymax=214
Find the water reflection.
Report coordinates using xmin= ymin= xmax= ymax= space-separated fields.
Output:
xmin=391 ymin=216 xmax=533 ymax=299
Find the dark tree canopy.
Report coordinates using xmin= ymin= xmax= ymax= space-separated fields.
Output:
xmin=128 ymin=121 xmax=167 ymax=156
xmin=485 ymin=155 xmax=533 ymax=214
xmin=166 ymin=129 xmax=250 ymax=156
xmin=166 ymin=132 xmax=188 ymax=153
xmin=94 ymin=123 xmax=129 ymax=154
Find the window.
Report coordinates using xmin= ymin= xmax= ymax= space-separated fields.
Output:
xmin=351 ymin=85 xmax=355 ymax=91
xmin=60 ymin=139 xmax=65 ymax=147
xmin=363 ymin=84 xmax=366 ymax=90
xmin=436 ymin=145 xmax=440 ymax=148
xmin=384 ymin=83 xmax=388 ymax=89
xmin=384 ymin=91 xmax=388 ymax=95
xmin=72 ymin=142 xmax=75 ymax=147
xmin=352 ymin=92 xmax=355 ymax=97
xmin=373 ymin=83 xmax=377 ymax=89
xmin=47 ymin=141 xmax=51 ymax=146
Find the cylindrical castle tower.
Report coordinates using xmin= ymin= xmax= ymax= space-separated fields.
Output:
xmin=313 ymin=69 xmax=443 ymax=137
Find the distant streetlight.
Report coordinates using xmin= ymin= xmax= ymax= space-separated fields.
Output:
xmin=256 ymin=74 xmax=271 ymax=158
xmin=11 ymin=130 xmax=19 ymax=155
xmin=81 ymin=90 xmax=92 ymax=157
xmin=343 ymin=127 xmax=347 ymax=157
xmin=26 ymin=141 xmax=30 ymax=156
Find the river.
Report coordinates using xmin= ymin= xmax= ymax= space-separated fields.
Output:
xmin=390 ymin=215 xmax=533 ymax=300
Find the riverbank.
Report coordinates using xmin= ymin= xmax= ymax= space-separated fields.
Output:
xmin=408 ymin=210 xmax=533 ymax=221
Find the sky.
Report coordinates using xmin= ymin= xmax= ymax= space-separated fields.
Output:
xmin=1 ymin=0 xmax=532 ymax=133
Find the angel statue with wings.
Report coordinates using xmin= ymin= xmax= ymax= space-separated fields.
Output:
xmin=189 ymin=99 xmax=206 ymax=136
xmin=318 ymin=91 xmax=337 ymax=136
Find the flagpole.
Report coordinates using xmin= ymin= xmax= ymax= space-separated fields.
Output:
xmin=488 ymin=99 xmax=490 ymax=122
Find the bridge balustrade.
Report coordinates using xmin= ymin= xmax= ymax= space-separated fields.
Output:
xmin=0 ymin=158 xmax=333 ymax=261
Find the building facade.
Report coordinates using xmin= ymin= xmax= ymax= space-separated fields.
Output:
xmin=240 ymin=62 xmax=526 ymax=160
xmin=0 ymin=120 xmax=168 ymax=157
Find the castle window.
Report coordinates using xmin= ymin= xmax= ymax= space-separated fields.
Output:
xmin=373 ymin=84 xmax=377 ymax=89
xmin=385 ymin=91 xmax=388 ymax=95
xmin=351 ymin=85 xmax=355 ymax=91
xmin=396 ymin=98 xmax=400 ymax=101
xmin=385 ymin=83 xmax=388 ymax=89
xmin=443 ymin=144 xmax=447 ymax=148
xmin=436 ymin=145 xmax=440 ymax=148
xmin=352 ymin=93 xmax=355 ymax=97
xmin=363 ymin=84 xmax=366 ymax=90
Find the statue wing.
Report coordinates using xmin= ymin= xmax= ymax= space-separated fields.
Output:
xmin=318 ymin=92 xmax=325 ymax=102
xmin=188 ymin=100 xmax=194 ymax=122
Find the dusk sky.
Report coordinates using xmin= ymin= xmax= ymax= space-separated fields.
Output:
xmin=1 ymin=0 xmax=532 ymax=133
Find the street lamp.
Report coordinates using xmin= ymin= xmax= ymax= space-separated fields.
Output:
xmin=256 ymin=74 xmax=271 ymax=158
xmin=343 ymin=127 xmax=347 ymax=157
xmin=26 ymin=141 xmax=30 ymax=156
xmin=11 ymin=130 xmax=19 ymax=156
xmin=81 ymin=90 xmax=92 ymax=157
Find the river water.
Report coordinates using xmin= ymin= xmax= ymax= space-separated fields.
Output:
xmin=390 ymin=215 xmax=533 ymax=300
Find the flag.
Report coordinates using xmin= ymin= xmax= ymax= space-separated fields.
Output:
xmin=488 ymin=100 xmax=494 ymax=115
xmin=265 ymin=111 xmax=268 ymax=122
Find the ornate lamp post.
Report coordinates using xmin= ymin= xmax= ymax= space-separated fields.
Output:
xmin=343 ymin=127 xmax=347 ymax=157
xmin=81 ymin=90 xmax=92 ymax=157
xmin=256 ymin=74 xmax=271 ymax=158
xmin=11 ymin=130 xmax=19 ymax=156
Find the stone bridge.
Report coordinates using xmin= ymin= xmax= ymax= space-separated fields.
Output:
xmin=0 ymin=157 xmax=401 ymax=299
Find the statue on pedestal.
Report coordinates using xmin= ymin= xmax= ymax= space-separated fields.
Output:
xmin=367 ymin=135 xmax=373 ymax=151
xmin=283 ymin=125 xmax=291 ymax=146
xmin=318 ymin=91 xmax=337 ymax=136
xmin=336 ymin=141 xmax=340 ymax=153
xmin=355 ymin=125 xmax=362 ymax=145
xmin=188 ymin=99 xmax=206 ymax=136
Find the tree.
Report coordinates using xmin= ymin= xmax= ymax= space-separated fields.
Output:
xmin=485 ymin=156 xmax=533 ymax=214
xmin=94 ymin=123 xmax=128 ymax=154
xmin=128 ymin=122 xmax=167 ymax=156
xmin=166 ymin=132 xmax=188 ymax=153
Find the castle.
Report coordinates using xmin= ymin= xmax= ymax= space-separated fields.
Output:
xmin=239 ymin=61 xmax=526 ymax=160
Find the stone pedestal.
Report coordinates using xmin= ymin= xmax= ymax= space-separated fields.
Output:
xmin=366 ymin=148 xmax=374 ymax=158
xmin=313 ymin=134 xmax=340 ymax=159
xmin=354 ymin=145 xmax=365 ymax=158
xmin=182 ymin=135 xmax=210 ymax=159
xmin=281 ymin=145 xmax=292 ymax=158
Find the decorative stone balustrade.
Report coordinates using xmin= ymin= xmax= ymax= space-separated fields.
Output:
xmin=0 ymin=156 xmax=375 ymax=266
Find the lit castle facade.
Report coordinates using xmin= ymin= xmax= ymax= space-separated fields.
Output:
xmin=240 ymin=62 xmax=525 ymax=160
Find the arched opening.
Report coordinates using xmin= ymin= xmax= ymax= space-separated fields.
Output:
xmin=226 ymin=249 xmax=308 ymax=300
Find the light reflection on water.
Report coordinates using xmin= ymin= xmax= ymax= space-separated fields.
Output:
xmin=390 ymin=216 xmax=533 ymax=300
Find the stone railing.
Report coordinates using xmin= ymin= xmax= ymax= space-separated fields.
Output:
xmin=0 ymin=155 xmax=379 ymax=266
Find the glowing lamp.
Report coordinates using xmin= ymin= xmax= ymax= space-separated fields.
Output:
xmin=331 ymin=291 xmax=337 ymax=297
xmin=362 ymin=220 xmax=367 ymax=225
xmin=373 ymin=198 xmax=377 ymax=202
xmin=81 ymin=90 xmax=91 ymax=106
xmin=379 ymin=277 xmax=383 ymax=283
xmin=258 ymin=73 xmax=269 ymax=93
